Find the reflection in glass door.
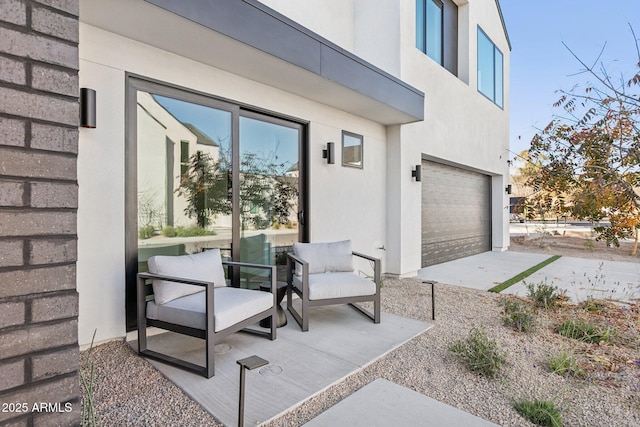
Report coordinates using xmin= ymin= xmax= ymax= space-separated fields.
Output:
xmin=238 ymin=113 xmax=302 ymax=286
xmin=136 ymin=91 xmax=233 ymax=271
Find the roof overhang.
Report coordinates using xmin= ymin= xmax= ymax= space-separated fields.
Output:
xmin=80 ymin=0 xmax=425 ymax=125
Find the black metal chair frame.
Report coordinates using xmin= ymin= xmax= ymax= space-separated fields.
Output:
xmin=286 ymin=251 xmax=381 ymax=332
xmin=137 ymin=261 xmax=277 ymax=378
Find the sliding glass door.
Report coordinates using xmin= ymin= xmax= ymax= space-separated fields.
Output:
xmin=126 ymin=76 xmax=306 ymax=329
xmin=238 ymin=113 xmax=302 ymax=286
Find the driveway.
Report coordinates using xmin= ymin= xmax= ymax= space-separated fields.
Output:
xmin=418 ymin=251 xmax=640 ymax=303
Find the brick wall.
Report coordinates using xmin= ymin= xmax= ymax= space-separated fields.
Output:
xmin=0 ymin=0 xmax=80 ymax=425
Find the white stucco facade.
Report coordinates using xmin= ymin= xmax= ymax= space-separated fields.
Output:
xmin=77 ymin=0 xmax=510 ymax=345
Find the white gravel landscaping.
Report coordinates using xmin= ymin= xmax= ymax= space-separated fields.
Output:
xmin=85 ymin=277 xmax=639 ymax=426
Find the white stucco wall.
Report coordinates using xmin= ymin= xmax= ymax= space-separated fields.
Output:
xmin=259 ymin=0 xmax=511 ymax=276
xmin=383 ymin=0 xmax=510 ymax=275
xmin=77 ymin=24 xmax=388 ymax=345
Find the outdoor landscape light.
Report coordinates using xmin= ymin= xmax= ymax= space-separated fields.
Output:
xmin=80 ymin=88 xmax=96 ymax=128
xmin=412 ymin=165 xmax=421 ymax=182
xmin=322 ymin=142 xmax=335 ymax=164
xmin=237 ymin=355 xmax=269 ymax=427
xmin=505 ymin=184 xmax=512 ymax=194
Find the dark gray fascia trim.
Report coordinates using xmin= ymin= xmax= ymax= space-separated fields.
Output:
xmin=145 ymin=0 xmax=424 ymax=122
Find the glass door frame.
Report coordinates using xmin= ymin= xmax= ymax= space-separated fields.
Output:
xmin=125 ymin=74 xmax=309 ymax=330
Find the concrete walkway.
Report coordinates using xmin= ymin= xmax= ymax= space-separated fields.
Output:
xmin=418 ymin=251 xmax=640 ymax=303
xmin=133 ymin=304 xmax=432 ymax=426
xmin=303 ymin=379 xmax=499 ymax=427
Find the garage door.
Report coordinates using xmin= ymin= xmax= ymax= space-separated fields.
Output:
xmin=421 ymin=161 xmax=491 ymax=267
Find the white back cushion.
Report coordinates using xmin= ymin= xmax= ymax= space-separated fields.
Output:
xmin=148 ymin=249 xmax=227 ymax=305
xmin=293 ymin=240 xmax=353 ymax=274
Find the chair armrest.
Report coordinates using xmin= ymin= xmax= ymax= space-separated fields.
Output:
xmin=137 ymin=272 xmax=215 ymax=288
xmin=286 ymin=252 xmax=309 ymax=293
xmin=286 ymin=252 xmax=308 ymax=269
xmin=136 ymin=272 xmax=216 ymax=332
xmin=352 ymin=251 xmax=381 ymax=287
xmin=222 ymin=260 xmax=275 ymax=271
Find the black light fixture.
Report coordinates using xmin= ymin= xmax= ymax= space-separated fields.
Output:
xmin=412 ymin=165 xmax=421 ymax=182
xmin=80 ymin=88 xmax=96 ymax=128
xmin=322 ymin=142 xmax=335 ymax=164
xmin=505 ymin=184 xmax=512 ymax=194
xmin=237 ymin=355 xmax=268 ymax=427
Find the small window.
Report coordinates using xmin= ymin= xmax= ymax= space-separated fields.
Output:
xmin=180 ymin=140 xmax=189 ymax=176
xmin=416 ymin=0 xmax=443 ymax=65
xmin=342 ymin=131 xmax=363 ymax=169
xmin=477 ymin=27 xmax=503 ymax=108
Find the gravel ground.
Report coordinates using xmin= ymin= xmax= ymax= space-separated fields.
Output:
xmin=84 ymin=278 xmax=640 ymax=426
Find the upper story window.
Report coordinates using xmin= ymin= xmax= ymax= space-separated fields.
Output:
xmin=477 ymin=27 xmax=504 ymax=108
xmin=416 ymin=0 xmax=443 ymax=65
xmin=416 ymin=0 xmax=458 ymax=75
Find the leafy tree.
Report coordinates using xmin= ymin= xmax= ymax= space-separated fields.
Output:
xmin=527 ymin=28 xmax=640 ymax=255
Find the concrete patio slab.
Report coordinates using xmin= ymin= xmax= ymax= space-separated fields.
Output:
xmin=302 ymin=378 xmax=499 ymax=427
xmin=130 ymin=304 xmax=432 ymax=426
xmin=502 ymin=256 xmax=640 ymax=303
xmin=417 ymin=251 xmax=550 ymax=291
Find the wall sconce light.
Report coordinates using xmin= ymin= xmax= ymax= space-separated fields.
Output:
xmin=507 ymin=159 xmax=512 ymax=167
xmin=505 ymin=184 xmax=512 ymax=194
xmin=322 ymin=142 xmax=335 ymax=164
xmin=412 ymin=165 xmax=421 ymax=182
xmin=80 ymin=88 xmax=96 ymax=128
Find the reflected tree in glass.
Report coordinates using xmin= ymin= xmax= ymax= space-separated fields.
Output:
xmin=176 ymin=150 xmax=231 ymax=228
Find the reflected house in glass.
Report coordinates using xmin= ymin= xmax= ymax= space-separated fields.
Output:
xmin=136 ymin=92 xmax=224 ymax=235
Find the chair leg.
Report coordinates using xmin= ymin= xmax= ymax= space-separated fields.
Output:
xmin=374 ymin=293 xmax=381 ymax=324
xmin=301 ymin=297 xmax=309 ymax=332
xmin=206 ymin=333 xmax=215 ymax=379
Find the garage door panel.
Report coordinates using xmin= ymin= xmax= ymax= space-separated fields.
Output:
xmin=421 ymin=161 xmax=491 ymax=267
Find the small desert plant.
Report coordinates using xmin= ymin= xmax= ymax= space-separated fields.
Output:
xmin=138 ymin=225 xmax=155 ymax=239
xmin=557 ymin=320 xmax=611 ymax=344
xmin=548 ymin=351 xmax=585 ymax=377
xmin=162 ymin=226 xmax=177 ymax=237
xmin=80 ymin=330 xmax=97 ymax=427
xmin=581 ymin=297 xmax=606 ymax=313
xmin=513 ymin=399 xmax=562 ymax=427
xmin=175 ymin=225 xmax=217 ymax=237
xmin=449 ymin=325 xmax=506 ymax=378
xmin=526 ymin=280 xmax=565 ymax=309
xmin=501 ymin=298 xmax=536 ymax=333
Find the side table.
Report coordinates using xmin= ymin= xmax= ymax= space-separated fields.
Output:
xmin=259 ymin=281 xmax=288 ymax=328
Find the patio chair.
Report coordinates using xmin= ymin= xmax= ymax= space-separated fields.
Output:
xmin=286 ymin=240 xmax=381 ymax=331
xmin=137 ymin=248 xmax=277 ymax=378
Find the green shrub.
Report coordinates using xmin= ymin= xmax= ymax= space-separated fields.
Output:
xmin=513 ymin=399 xmax=562 ymax=427
xmin=548 ymin=351 xmax=585 ymax=377
xmin=501 ymin=298 xmax=536 ymax=333
xmin=526 ymin=280 xmax=565 ymax=309
xmin=557 ymin=320 xmax=611 ymax=344
xmin=581 ymin=297 xmax=605 ymax=313
xmin=162 ymin=226 xmax=177 ymax=237
xmin=138 ymin=225 xmax=155 ymax=239
xmin=449 ymin=325 xmax=506 ymax=378
xmin=175 ymin=225 xmax=217 ymax=237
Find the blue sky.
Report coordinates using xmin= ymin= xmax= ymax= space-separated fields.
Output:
xmin=499 ymin=0 xmax=640 ymax=159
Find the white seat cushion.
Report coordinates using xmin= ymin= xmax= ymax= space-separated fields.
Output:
xmin=293 ymin=272 xmax=376 ymax=300
xmin=147 ymin=287 xmax=273 ymax=332
xmin=148 ymin=249 xmax=227 ymax=305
